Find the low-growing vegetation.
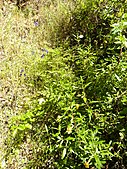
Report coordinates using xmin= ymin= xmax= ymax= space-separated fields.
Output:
xmin=0 ymin=0 xmax=127 ymax=168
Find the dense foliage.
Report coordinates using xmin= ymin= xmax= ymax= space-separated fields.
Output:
xmin=0 ymin=0 xmax=127 ymax=168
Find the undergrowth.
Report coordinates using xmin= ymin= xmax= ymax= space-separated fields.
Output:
xmin=0 ymin=0 xmax=127 ymax=169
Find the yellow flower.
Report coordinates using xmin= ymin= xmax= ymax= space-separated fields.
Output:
xmin=66 ymin=126 xmax=72 ymax=134
xmin=84 ymin=161 xmax=89 ymax=168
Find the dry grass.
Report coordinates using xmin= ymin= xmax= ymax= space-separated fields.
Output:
xmin=0 ymin=1 xmax=75 ymax=168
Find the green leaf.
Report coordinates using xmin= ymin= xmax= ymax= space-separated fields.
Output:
xmin=25 ymin=123 xmax=32 ymax=129
xmin=18 ymin=124 xmax=26 ymax=131
xmin=18 ymin=123 xmax=32 ymax=131
xmin=83 ymin=97 xmax=87 ymax=103
xmin=12 ymin=128 xmax=18 ymax=137
xmin=45 ymin=124 xmax=48 ymax=133
xmin=85 ymin=82 xmax=92 ymax=88
xmin=62 ymin=148 xmax=67 ymax=159
xmin=115 ymin=74 xmax=121 ymax=81
xmin=66 ymin=137 xmax=75 ymax=141
xmin=95 ymin=155 xmax=102 ymax=169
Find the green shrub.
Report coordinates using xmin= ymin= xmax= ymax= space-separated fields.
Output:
xmin=5 ymin=48 xmax=112 ymax=168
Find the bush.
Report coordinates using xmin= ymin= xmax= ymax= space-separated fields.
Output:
xmin=6 ymin=43 xmax=126 ymax=168
xmin=6 ymin=48 xmax=111 ymax=169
